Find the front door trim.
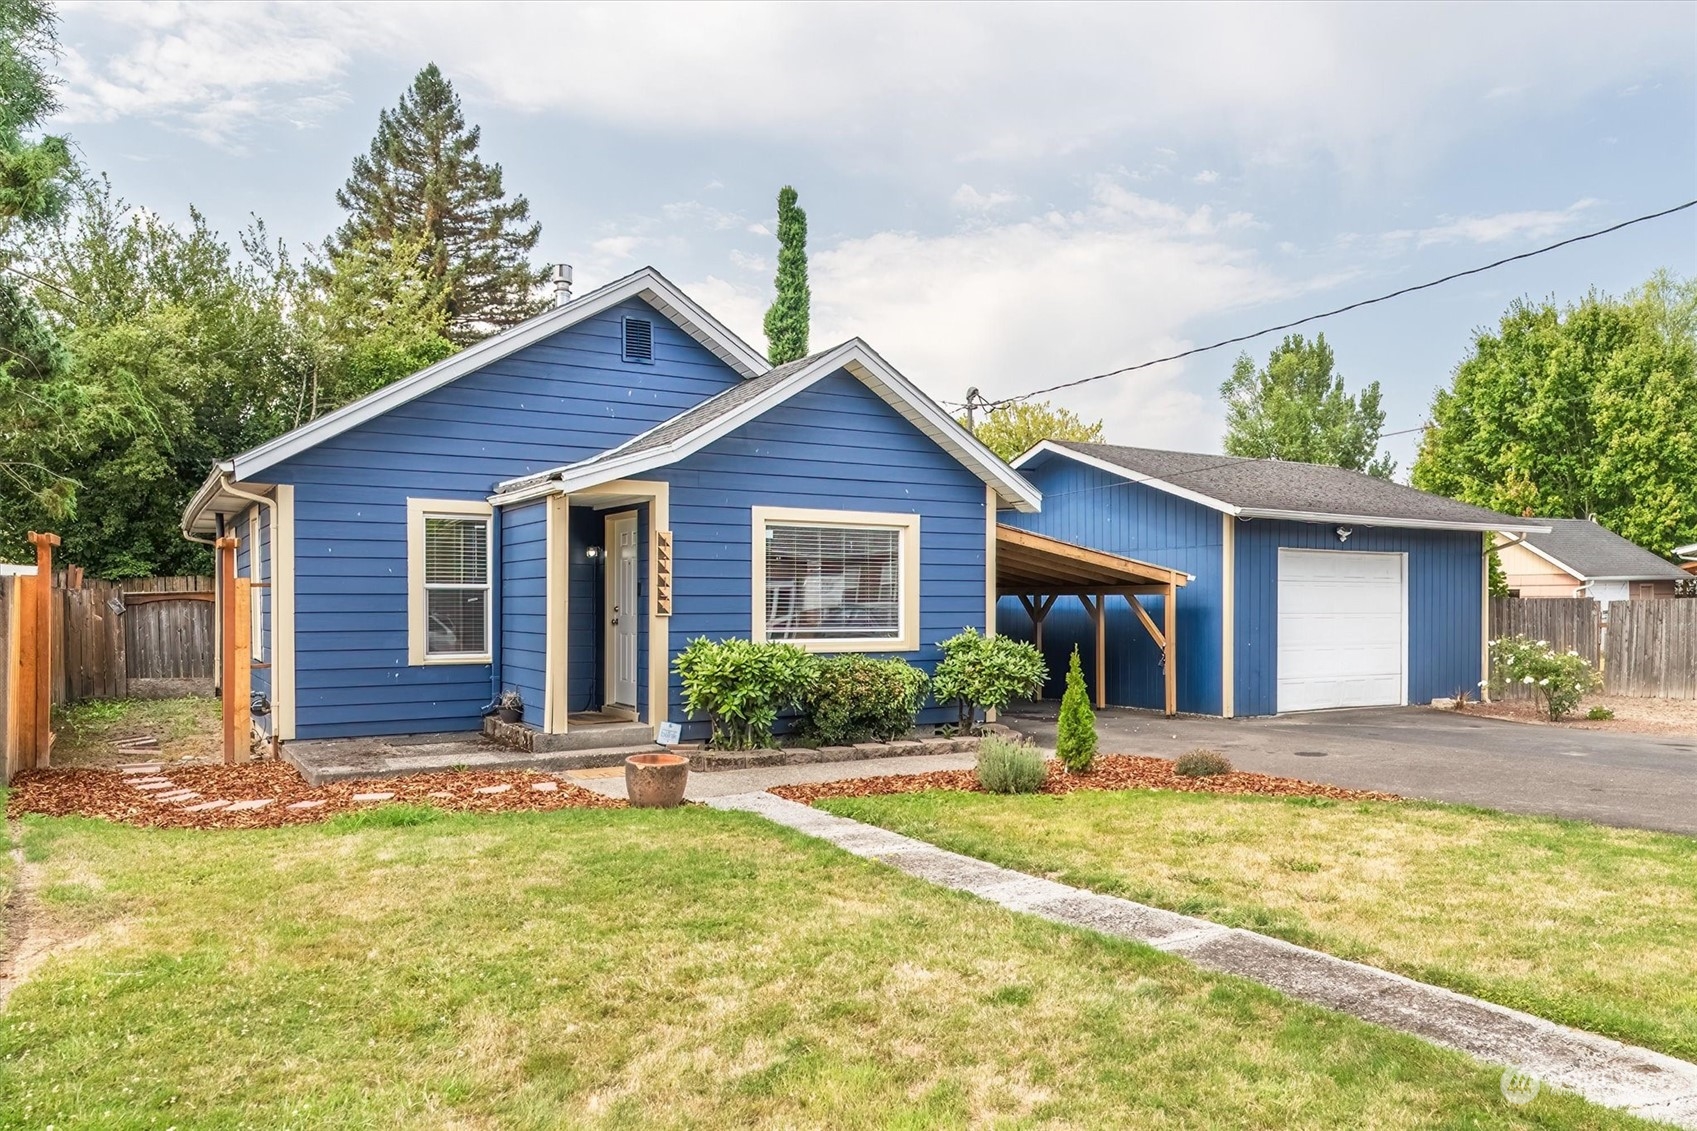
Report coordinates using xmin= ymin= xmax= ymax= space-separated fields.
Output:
xmin=603 ymin=511 xmax=639 ymax=718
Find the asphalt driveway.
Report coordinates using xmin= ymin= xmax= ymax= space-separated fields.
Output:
xmin=1005 ymin=705 xmax=1697 ymax=836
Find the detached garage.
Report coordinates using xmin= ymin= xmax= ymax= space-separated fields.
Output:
xmin=999 ymin=442 xmax=1547 ymax=717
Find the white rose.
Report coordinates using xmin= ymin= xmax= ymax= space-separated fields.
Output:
xmin=1538 ymin=678 xmax=1550 ymax=686
xmin=1522 ymin=675 xmax=1534 ymax=684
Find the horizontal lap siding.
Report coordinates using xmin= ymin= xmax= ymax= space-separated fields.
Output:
xmin=268 ymin=299 xmax=742 ymax=739
xmin=657 ymin=369 xmax=988 ymax=739
xmin=998 ymin=461 xmax=1223 ymax=714
xmin=1234 ymin=521 xmax=1483 ymax=716
xmin=500 ymin=503 xmax=547 ymax=723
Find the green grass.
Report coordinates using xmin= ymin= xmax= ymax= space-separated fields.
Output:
xmin=51 ymin=696 xmax=221 ymax=766
xmin=818 ymin=789 xmax=1697 ymax=1062
xmin=0 ymin=808 xmax=1653 ymax=1129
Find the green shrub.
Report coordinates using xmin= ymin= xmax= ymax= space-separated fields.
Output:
xmin=801 ymin=655 xmax=929 ymax=745
xmin=1488 ymin=636 xmax=1601 ymax=721
xmin=932 ymin=628 xmax=1047 ymax=734
xmin=675 ymin=637 xmax=818 ymax=749
xmin=1587 ymin=705 xmax=1616 ymax=721
xmin=1174 ymin=749 xmax=1232 ymax=777
xmin=976 ymin=735 xmax=1047 ymax=794
xmin=1055 ymin=646 xmax=1097 ymax=772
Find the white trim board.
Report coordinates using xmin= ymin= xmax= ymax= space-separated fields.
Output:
xmin=1013 ymin=441 xmax=1551 ymax=535
xmin=750 ymin=505 xmax=922 ymax=653
xmin=491 ymin=339 xmax=1042 ymax=513
xmin=406 ymin=497 xmax=495 ymax=666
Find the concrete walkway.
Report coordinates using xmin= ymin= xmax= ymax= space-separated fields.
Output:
xmin=565 ymin=750 xmax=976 ymax=800
xmin=710 ymin=790 xmax=1697 ymax=1129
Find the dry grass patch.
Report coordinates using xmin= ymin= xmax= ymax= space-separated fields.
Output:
xmin=819 ymin=788 xmax=1697 ymax=1061
xmin=49 ymin=696 xmax=220 ymax=767
xmin=0 ymin=808 xmax=1650 ymax=1129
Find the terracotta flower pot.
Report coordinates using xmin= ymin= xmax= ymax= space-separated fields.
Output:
xmin=625 ymin=752 xmax=690 ymax=808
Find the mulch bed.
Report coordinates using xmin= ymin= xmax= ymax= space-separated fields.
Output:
xmin=5 ymin=763 xmax=623 ymax=830
xmin=769 ymin=754 xmax=1399 ymax=805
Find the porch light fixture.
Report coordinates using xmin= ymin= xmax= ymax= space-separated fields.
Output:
xmin=1336 ymin=526 xmax=1352 ymax=543
xmin=585 ymin=545 xmax=603 ymax=559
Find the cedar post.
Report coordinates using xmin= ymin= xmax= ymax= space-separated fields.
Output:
xmin=1163 ymin=580 xmax=1178 ymax=717
xmin=217 ymin=537 xmax=239 ymax=762
xmin=27 ymin=532 xmax=59 ymax=768
xmin=232 ymin=577 xmax=252 ymax=763
xmin=1093 ymin=591 xmax=1107 ymax=709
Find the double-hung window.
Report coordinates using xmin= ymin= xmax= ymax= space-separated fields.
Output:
xmin=752 ymin=506 xmax=919 ymax=652
xmin=408 ymin=499 xmax=492 ymax=664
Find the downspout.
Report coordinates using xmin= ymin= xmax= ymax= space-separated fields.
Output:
xmin=216 ymin=475 xmax=279 ymax=739
xmin=484 ymin=508 xmax=503 ymax=716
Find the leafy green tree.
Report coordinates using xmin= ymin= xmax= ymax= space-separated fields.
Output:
xmin=762 ymin=185 xmax=810 ymax=365
xmin=1055 ymin=646 xmax=1097 ymax=772
xmin=963 ymin=399 xmax=1104 ymax=461
xmin=332 ymin=63 xmax=546 ymax=345
xmin=295 ymin=230 xmax=455 ymax=418
xmin=0 ymin=0 xmax=73 ymax=232
xmin=3 ymin=180 xmax=304 ymax=575
xmin=932 ymin=628 xmax=1047 ymax=734
xmin=1221 ymin=333 xmax=1393 ymax=478
xmin=1413 ymin=273 xmax=1697 ymax=557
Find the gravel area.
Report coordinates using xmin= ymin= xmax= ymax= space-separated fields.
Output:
xmin=1464 ymin=695 xmax=1697 ymax=737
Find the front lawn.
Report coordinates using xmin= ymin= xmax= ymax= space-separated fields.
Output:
xmin=818 ymin=788 xmax=1697 ymax=1062
xmin=0 ymin=807 xmax=1647 ymax=1129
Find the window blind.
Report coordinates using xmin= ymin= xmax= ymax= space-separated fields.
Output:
xmin=424 ymin=516 xmax=489 ymax=655
xmin=764 ymin=524 xmax=900 ymax=641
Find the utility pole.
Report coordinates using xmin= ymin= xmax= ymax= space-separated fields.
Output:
xmin=964 ymin=386 xmax=983 ymax=429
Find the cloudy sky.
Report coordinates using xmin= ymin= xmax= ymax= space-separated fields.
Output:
xmin=49 ymin=1 xmax=1697 ymax=473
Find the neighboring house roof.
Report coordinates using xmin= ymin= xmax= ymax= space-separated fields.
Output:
xmin=1511 ymin=518 xmax=1689 ymax=582
xmin=1014 ymin=441 xmax=1548 ymax=533
xmin=492 ymin=338 xmax=1043 ymax=512
xmin=182 ymin=266 xmax=771 ymax=534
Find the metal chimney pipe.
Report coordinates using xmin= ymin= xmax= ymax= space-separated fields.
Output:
xmin=551 ymin=263 xmax=574 ymax=306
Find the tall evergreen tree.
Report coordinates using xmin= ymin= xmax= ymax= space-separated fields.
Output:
xmin=331 ymin=63 xmax=546 ymax=344
xmin=1221 ymin=333 xmax=1394 ymax=478
xmin=763 ymin=185 xmax=810 ymax=365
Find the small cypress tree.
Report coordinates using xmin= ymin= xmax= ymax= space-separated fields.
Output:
xmin=762 ymin=185 xmax=810 ymax=364
xmin=1055 ymin=647 xmax=1097 ymax=773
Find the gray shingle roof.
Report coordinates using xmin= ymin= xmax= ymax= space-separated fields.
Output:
xmin=1520 ymin=518 xmax=1688 ymax=581
xmin=1047 ymin=442 xmax=1544 ymax=531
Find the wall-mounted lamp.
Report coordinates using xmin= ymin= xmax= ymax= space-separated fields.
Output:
xmin=1336 ymin=526 xmax=1353 ymax=544
xmin=585 ymin=545 xmax=603 ymax=560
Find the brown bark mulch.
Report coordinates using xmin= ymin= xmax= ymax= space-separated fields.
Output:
xmin=5 ymin=763 xmax=623 ymax=830
xmin=769 ymin=754 xmax=1400 ymax=806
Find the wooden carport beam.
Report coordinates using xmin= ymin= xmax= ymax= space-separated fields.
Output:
xmin=1017 ymin=593 xmax=1058 ymax=655
xmin=1123 ymin=589 xmax=1178 ymax=718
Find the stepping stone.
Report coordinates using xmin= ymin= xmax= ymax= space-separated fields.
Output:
xmin=224 ymin=799 xmax=275 ymax=812
xmin=182 ymin=800 xmax=230 ymax=812
xmin=133 ymin=781 xmax=176 ymax=791
xmin=427 ymin=790 xmax=453 ymax=798
xmin=530 ymin=781 xmax=559 ymax=792
xmin=351 ymin=792 xmax=394 ymax=803
xmin=157 ymin=790 xmax=199 ymax=802
xmin=474 ymin=784 xmax=512 ymax=795
xmin=119 ymin=764 xmax=163 ymax=775
xmin=286 ymin=799 xmax=326 ymax=811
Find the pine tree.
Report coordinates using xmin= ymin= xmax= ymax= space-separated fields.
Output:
xmin=1055 ymin=647 xmax=1098 ymax=773
xmin=331 ymin=63 xmax=546 ymax=344
xmin=763 ymin=185 xmax=810 ymax=365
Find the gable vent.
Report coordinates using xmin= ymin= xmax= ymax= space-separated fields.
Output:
xmin=623 ymin=316 xmax=654 ymax=363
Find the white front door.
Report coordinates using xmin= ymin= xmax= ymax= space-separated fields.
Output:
xmin=1276 ymin=548 xmax=1406 ymax=712
xmin=607 ymin=514 xmax=640 ymax=710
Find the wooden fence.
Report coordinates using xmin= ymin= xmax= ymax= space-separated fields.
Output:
xmin=1487 ymin=597 xmax=1600 ymax=699
xmin=53 ymin=576 xmax=214 ymax=703
xmin=1603 ymin=599 xmax=1697 ymax=699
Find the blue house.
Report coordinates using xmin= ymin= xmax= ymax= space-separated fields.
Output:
xmin=1001 ymin=442 xmax=1546 ymax=717
xmin=181 ymin=268 xmax=1041 ymax=746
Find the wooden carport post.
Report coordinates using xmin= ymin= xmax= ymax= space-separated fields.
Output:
xmin=217 ymin=536 xmax=252 ymax=763
xmin=1078 ymin=593 xmax=1107 ymax=709
xmin=1163 ymin=580 xmax=1177 ymax=718
xmin=1017 ymin=593 xmax=1057 ymax=656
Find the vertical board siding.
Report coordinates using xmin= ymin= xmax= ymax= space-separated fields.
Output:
xmin=499 ymin=502 xmax=547 ymax=721
xmin=657 ymin=369 xmax=989 ymax=739
xmin=997 ymin=460 xmax=1223 ymax=714
xmin=269 ymin=298 xmax=743 ymax=738
xmin=1235 ymin=521 xmax=1483 ymax=716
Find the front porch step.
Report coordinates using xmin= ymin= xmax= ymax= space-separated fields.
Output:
xmin=285 ymin=739 xmax=664 ymax=786
xmin=483 ymin=716 xmax=655 ymax=753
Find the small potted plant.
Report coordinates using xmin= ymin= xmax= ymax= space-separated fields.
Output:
xmin=497 ymin=688 xmax=524 ymax=724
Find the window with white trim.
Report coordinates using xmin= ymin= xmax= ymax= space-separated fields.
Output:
xmin=752 ymin=507 xmax=919 ymax=651
xmin=408 ymin=498 xmax=493 ymax=664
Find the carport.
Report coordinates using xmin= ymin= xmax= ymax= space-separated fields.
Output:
xmin=996 ymin=524 xmax=1189 ymax=716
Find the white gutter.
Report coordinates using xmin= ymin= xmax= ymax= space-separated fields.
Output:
xmin=1242 ymin=508 xmax=1552 ymax=534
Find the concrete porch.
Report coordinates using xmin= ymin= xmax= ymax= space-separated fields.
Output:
xmin=285 ymin=728 xmax=663 ymax=786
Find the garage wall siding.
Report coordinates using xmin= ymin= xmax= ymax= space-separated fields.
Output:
xmin=997 ymin=459 xmax=1224 ymax=715
xmin=1234 ymin=520 xmax=1483 ymax=716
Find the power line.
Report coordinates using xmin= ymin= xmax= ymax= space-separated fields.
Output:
xmin=974 ymin=197 xmax=1697 ymax=411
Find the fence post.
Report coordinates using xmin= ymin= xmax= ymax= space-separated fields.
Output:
xmin=27 ymin=532 xmax=59 ymax=769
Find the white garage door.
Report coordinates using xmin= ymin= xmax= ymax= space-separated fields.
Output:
xmin=1277 ymin=549 xmax=1406 ymax=713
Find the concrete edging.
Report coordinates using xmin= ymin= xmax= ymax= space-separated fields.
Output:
xmin=707 ymin=790 xmax=1697 ymax=1129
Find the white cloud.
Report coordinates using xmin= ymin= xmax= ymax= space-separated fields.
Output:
xmin=1383 ymin=199 xmax=1598 ymax=249
xmin=951 ymin=185 xmax=1021 ymax=213
xmin=728 ymin=249 xmax=767 ymax=273
xmin=1193 ymin=170 xmax=1220 ymax=185
xmin=54 ymin=2 xmax=1695 ymax=170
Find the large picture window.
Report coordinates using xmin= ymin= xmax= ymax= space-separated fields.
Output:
xmin=408 ymin=499 xmax=493 ymax=664
xmin=752 ymin=507 xmax=919 ymax=652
